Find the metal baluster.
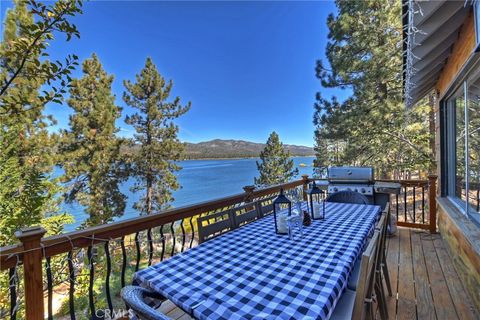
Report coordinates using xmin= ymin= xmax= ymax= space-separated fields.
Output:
xmin=121 ymin=236 xmax=127 ymax=288
xmin=46 ymin=257 xmax=53 ymax=320
xmin=104 ymin=241 xmax=113 ymax=315
xmin=422 ymin=186 xmax=425 ymax=224
xmin=147 ymin=229 xmax=153 ymax=266
xmin=9 ymin=267 xmax=17 ymax=320
xmin=404 ymin=186 xmax=407 ymax=222
xmin=160 ymin=225 xmax=165 ymax=261
xmin=87 ymin=246 xmax=96 ymax=319
xmin=67 ymin=251 xmax=76 ymax=320
xmin=413 ymin=187 xmax=416 ymax=223
xmin=134 ymin=232 xmax=141 ymax=272
xmin=170 ymin=221 xmax=176 ymax=257
xmin=180 ymin=218 xmax=186 ymax=253
xmin=396 ymin=193 xmax=399 ymax=221
xmin=189 ymin=216 xmax=195 ymax=249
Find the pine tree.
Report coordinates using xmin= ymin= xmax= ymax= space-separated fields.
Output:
xmin=254 ymin=132 xmax=298 ymax=187
xmin=0 ymin=0 xmax=75 ymax=245
xmin=60 ymin=54 xmax=126 ymax=227
xmin=0 ymin=1 xmax=81 ymax=315
xmin=313 ymin=0 xmax=433 ymax=179
xmin=123 ymin=57 xmax=191 ymax=215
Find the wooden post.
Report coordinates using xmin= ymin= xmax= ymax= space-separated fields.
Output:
xmin=243 ymin=185 xmax=256 ymax=203
xmin=428 ymin=175 xmax=438 ymax=234
xmin=15 ymin=226 xmax=46 ymax=320
xmin=302 ymin=175 xmax=310 ymax=201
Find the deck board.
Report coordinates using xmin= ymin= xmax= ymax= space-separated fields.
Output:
xmin=166 ymin=306 xmax=188 ymax=320
xmin=421 ymin=233 xmax=458 ymax=320
xmin=157 ymin=227 xmax=478 ymax=320
xmin=396 ymin=228 xmax=416 ymax=320
xmin=386 ymin=229 xmax=400 ymax=318
xmin=411 ymin=231 xmax=436 ymax=320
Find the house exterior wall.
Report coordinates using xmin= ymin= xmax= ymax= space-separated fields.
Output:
xmin=436 ymin=11 xmax=475 ymax=97
xmin=437 ymin=199 xmax=480 ymax=309
xmin=434 ymin=11 xmax=480 ymax=310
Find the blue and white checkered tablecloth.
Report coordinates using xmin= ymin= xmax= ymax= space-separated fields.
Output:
xmin=133 ymin=202 xmax=381 ymax=320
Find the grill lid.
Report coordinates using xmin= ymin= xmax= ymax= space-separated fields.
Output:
xmin=328 ymin=166 xmax=374 ymax=183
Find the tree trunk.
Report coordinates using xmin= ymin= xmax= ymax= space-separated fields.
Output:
xmin=146 ymin=113 xmax=153 ymax=215
xmin=146 ymin=177 xmax=152 ymax=215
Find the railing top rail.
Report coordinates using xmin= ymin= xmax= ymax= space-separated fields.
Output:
xmin=373 ymin=179 xmax=430 ymax=187
xmin=0 ymin=178 xmax=307 ymax=270
xmin=310 ymin=178 xmax=430 ymax=185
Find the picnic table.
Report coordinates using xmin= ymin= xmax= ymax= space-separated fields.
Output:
xmin=133 ymin=201 xmax=381 ymax=320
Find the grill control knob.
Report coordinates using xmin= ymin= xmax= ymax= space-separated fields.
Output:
xmin=360 ymin=188 xmax=366 ymax=193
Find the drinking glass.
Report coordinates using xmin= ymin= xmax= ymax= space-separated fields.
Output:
xmin=287 ymin=215 xmax=303 ymax=241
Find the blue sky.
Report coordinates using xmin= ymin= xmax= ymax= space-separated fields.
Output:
xmin=0 ymin=1 xmax=349 ymax=147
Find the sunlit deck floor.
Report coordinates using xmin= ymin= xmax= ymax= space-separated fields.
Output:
xmin=157 ymin=300 xmax=192 ymax=320
xmin=156 ymin=227 xmax=479 ymax=320
xmin=386 ymin=227 xmax=478 ymax=320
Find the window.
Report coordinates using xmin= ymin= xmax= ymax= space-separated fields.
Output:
xmin=442 ymin=63 xmax=480 ymax=224
xmin=475 ymin=0 xmax=480 ymax=45
xmin=447 ymin=87 xmax=466 ymax=202
xmin=444 ymin=62 xmax=480 ymax=225
xmin=467 ymin=72 xmax=480 ymax=213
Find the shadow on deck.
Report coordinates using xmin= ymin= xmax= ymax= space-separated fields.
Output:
xmin=155 ymin=227 xmax=479 ymax=320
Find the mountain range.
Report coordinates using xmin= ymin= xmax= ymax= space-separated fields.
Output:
xmin=184 ymin=139 xmax=314 ymax=159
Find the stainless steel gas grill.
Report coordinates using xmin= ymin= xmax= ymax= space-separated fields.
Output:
xmin=327 ymin=166 xmax=374 ymax=196
xmin=327 ymin=166 xmax=401 ymax=209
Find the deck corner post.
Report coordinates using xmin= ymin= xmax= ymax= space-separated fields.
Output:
xmin=15 ymin=226 xmax=46 ymax=320
xmin=243 ymin=185 xmax=256 ymax=202
xmin=302 ymin=175 xmax=309 ymax=201
xmin=428 ymin=174 xmax=438 ymax=234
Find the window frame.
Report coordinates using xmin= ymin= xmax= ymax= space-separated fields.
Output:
xmin=475 ymin=0 xmax=480 ymax=45
xmin=441 ymin=59 xmax=480 ymax=227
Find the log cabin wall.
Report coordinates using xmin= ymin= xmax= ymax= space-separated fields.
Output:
xmin=434 ymin=11 xmax=480 ymax=310
xmin=437 ymin=199 xmax=480 ymax=309
xmin=436 ymin=11 xmax=476 ymax=97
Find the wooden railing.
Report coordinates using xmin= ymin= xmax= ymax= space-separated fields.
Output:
xmin=310 ymin=175 xmax=438 ymax=232
xmin=0 ymin=175 xmax=437 ymax=320
xmin=0 ymin=178 xmax=309 ymax=320
xmin=378 ymin=175 xmax=437 ymax=233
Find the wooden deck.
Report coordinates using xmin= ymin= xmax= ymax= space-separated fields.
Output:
xmin=386 ymin=227 xmax=478 ymax=320
xmin=155 ymin=227 xmax=479 ymax=320
xmin=157 ymin=300 xmax=192 ymax=320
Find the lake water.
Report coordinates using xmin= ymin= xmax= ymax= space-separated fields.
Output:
xmin=61 ymin=157 xmax=315 ymax=231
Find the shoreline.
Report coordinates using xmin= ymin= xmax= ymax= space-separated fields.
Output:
xmin=182 ymin=155 xmax=316 ymax=161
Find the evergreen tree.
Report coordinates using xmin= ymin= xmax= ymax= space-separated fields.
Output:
xmin=0 ymin=125 xmax=70 ymax=246
xmin=60 ymin=54 xmax=126 ymax=227
xmin=123 ymin=57 xmax=191 ymax=214
xmin=0 ymin=2 xmax=80 ymax=312
xmin=313 ymin=131 xmax=340 ymax=178
xmin=313 ymin=0 xmax=433 ymax=179
xmin=0 ymin=0 xmax=78 ymax=245
xmin=0 ymin=0 xmax=57 ymax=172
xmin=255 ymin=132 xmax=298 ymax=187
xmin=0 ymin=0 xmax=81 ymax=110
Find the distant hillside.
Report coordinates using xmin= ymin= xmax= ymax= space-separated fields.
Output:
xmin=184 ymin=139 xmax=314 ymax=159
